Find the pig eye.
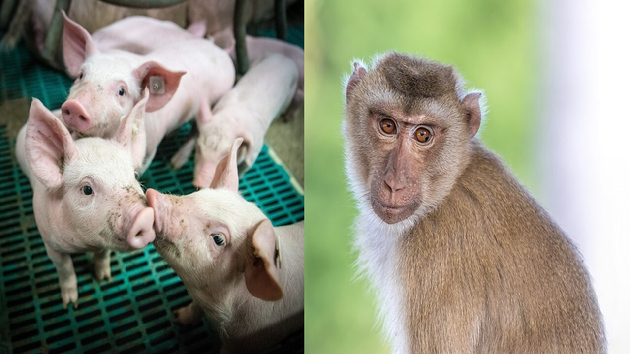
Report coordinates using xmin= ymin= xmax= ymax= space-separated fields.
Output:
xmin=378 ymin=117 xmax=397 ymax=135
xmin=82 ymin=185 xmax=93 ymax=196
xmin=212 ymin=234 xmax=225 ymax=246
xmin=118 ymin=88 xmax=125 ymax=96
xmin=79 ymin=72 xmax=84 ymax=79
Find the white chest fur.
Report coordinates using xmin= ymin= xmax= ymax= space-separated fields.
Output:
xmin=345 ymin=127 xmax=413 ymax=354
xmin=353 ymin=208 xmax=412 ymax=354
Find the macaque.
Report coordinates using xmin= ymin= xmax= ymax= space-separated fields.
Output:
xmin=343 ymin=52 xmax=605 ymax=353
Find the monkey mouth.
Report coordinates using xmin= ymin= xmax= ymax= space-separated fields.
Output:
xmin=371 ymin=198 xmax=418 ymax=224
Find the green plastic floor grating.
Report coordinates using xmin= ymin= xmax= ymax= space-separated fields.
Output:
xmin=0 ymin=27 xmax=304 ymax=354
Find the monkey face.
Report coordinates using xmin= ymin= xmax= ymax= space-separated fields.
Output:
xmin=368 ymin=112 xmax=439 ymax=223
xmin=358 ymin=106 xmax=474 ymax=225
xmin=344 ymin=52 xmax=483 ymax=225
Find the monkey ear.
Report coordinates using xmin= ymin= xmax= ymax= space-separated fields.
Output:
xmin=346 ymin=61 xmax=367 ymax=104
xmin=461 ymin=92 xmax=483 ymax=138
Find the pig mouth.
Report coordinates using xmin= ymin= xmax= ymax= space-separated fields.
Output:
xmin=153 ymin=236 xmax=181 ymax=260
xmin=73 ymin=130 xmax=88 ymax=138
xmin=101 ymin=224 xmax=131 ymax=251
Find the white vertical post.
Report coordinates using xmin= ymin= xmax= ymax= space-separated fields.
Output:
xmin=541 ymin=1 xmax=630 ymax=352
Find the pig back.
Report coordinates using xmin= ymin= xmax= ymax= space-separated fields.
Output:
xmin=93 ymin=17 xmax=198 ymax=55
xmin=153 ymin=38 xmax=235 ymax=109
xmin=214 ymin=53 xmax=298 ymax=127
xmin=143 ymin=39 xmax=235 ymax=150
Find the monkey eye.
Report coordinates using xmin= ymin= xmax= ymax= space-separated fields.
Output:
xmin=378 ymin=118 xmax=397 ymax=135
xmin=415 ymin=127 xmax=433 ymax=144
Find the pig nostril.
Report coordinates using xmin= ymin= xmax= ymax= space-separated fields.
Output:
xmin=63 ymin=109 xmax=70 ymax=116
xmin=79 ymin=115 xmax=87 ymax=121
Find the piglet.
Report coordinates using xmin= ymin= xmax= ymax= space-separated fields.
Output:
xmin=60 ymin=12 xmax=235 ymax=173
xmin=213 ymin=29 xmax=304 ymax=104
xmin=147 ymin=138 xmax=304 ymax=354
xmin=170 ymin=53 xmax=298 ymax=188
xmin=92 ymin=16 xmax=206 ymax=55
xmin=15 ymin=90 xmax=156 ymax=309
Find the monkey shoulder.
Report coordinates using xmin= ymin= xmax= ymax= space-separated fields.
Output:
xmin=398 ymin=142 xmax=604 ymax=350
xmin=407 ymin=141 xmax=596 ymax=294
xmin=406 ymin=141 xmax=590 ymax=277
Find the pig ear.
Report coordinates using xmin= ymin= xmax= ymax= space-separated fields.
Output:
xmin=211 ymin=27 xmax=235 ymax=53
xmin=187 ymin=20 xmax=206 ymax=38
xmin=62 ymin=11 xmax=97 ymax=78
xmin=209 ymin=138 xmax=243 ymax=191
xmin=116 ymin=88 xmax=149 ymax=170
xmin=133 ymin=61 xmax=186 ymax=113
xmin=461 ymin=91 xmax=483 ymax=138
xmin=236 ymin=130 xmax=255 ymax=174
xmin=346 ymin=61 xmax=367 ymax=104
xmin=245 ymin=219 xmax=283 ymax=301
xmin=25 ymin=99 xmax=77 ymax=190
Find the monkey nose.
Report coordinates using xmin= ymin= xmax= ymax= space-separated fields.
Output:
xmin=384 ymin=177 xmax=405 ymax=193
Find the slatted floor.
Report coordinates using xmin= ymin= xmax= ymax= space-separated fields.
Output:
xmin=0 ymin=23 xmax=303 ymax=354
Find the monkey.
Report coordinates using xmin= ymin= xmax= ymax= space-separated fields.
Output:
xmin=343 ymin=52 xmax=605 ymax=354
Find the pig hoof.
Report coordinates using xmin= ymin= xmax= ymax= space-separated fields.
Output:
xmin=61 ymin=287 xmax=78 ymax=310
xmin=170 ymin=153 xmax=187 ymax=170
xmin=96 ymin=274 xmax=112 ymax=283
xmin=173 ymin=306 xmax=201 ymax=325
xmin=95 ymin=265 xmax=112 ymax=282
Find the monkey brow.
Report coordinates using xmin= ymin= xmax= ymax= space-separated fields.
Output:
xmin=370 ymin=107 xmax=440 ymax=127
xmin=398 ymin=117 xmax=440 ymax=129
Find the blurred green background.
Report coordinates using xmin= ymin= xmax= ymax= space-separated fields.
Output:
xmin=304 ymin=0 xmax=537 ymax=353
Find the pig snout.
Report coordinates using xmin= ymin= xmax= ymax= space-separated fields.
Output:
xmin=146 ymin=188 xmax=184 ymax=240
xmin=126 ymin=206 xmax=156 ymax=249
xmin=61 ymin=99 xmax=92 ymax=132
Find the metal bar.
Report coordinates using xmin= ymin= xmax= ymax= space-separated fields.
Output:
xmin=234 ymin=0 xmax=250 ymax=76
xmin=0 ymin=0 xmax=18 ymax=30
xmin=96 ymin=0 xmax=187 ymax=9
xmin=274 ymin=0 xmax=287 ymax=41
xmin=41 ymin=0 xmax=71 ymax=71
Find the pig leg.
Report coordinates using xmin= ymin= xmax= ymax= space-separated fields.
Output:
xmin=44 ymin=243 xmax=78 ymax=309
xmin=283 ymin=89 xmax=304 ymax=123
xmin=170 ymin=124 xmax=198 ymax=170
xmin=170 ymin=136 xmax=197 ymax=170
xmin=93 ymin=249 xmax=112 ymax=282
xmin=173 ymin=301 xmax=204 ymax=324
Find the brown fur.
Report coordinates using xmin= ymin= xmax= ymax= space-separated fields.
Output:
xmin=344 ymin=52 xmax=605 ymax=353
xmin=401 ymin=141 xmax=604 ymax=353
